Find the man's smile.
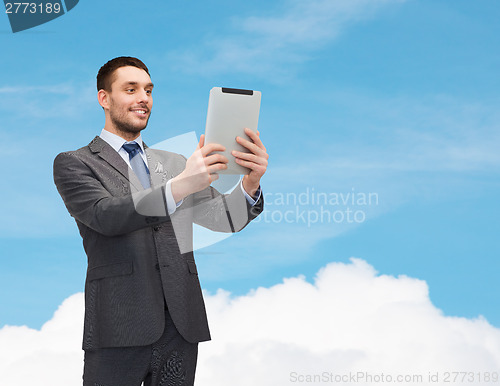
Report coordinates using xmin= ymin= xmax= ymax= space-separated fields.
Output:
xmin=130 ymin=107 xmax=149 ymax=117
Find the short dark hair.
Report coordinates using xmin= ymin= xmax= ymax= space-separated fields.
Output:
xmin=96 ymin=56 xmax=150 ymax=92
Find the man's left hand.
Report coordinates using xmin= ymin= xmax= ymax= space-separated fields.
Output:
xmin=232 ymin=127 xmax=269 ymax=198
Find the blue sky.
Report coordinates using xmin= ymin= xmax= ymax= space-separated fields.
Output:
xmin=1 ymin=0 xmax=499 ymax=332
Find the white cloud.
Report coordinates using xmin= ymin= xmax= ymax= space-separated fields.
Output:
xmin=2 ymin=259 xmax=500 ymax=385
xmin=274 ymin=91 xmax=500 ymax=177
xmin=168 ymin=0 xmax=406 ymax=78
xmin=198 ymin=259 xmax=500 ymax=385
xmin=0 ymin=85 xmax=75 ymax=94
xmin=0 ymin=82 xmax=95 ymax=119
xmin=0 ymin=293 xmax=84 ymax=385
xmin=261 ymin=92 xmax=500 ymax=235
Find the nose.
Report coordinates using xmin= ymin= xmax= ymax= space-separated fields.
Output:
xmin=136 ymin=89 xmax=151 ymax=105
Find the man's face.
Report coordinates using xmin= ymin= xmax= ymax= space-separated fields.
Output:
xmin=106 ymin=66 xmax=154 ymax=135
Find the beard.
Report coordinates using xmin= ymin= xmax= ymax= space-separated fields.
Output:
xmin=109 ymin=104 xmax=151 ymax=136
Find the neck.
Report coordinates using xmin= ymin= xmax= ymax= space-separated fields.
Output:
xmin=104 ymin=122 xmax=141 ymax=142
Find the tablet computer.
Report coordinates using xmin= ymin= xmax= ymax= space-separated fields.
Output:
xmin=204 ymin=87 xmax=261 ymax=175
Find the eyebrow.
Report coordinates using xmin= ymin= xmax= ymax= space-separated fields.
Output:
xmin=122 ymin=81 xmax=154 ymax=88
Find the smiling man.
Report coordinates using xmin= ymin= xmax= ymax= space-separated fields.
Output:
xmin=53 ymin=56 xmax=267 ymax=386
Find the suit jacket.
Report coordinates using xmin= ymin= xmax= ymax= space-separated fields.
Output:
xmin=53 ymin=136 xmax=263 ymax=350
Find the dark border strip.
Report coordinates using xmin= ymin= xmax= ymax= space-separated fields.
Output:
xmin=221 ymin=87 xmax=253 ymax=96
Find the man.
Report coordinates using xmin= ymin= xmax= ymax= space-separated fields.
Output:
xmin=53 ymin=56 xmax=267 ymax=386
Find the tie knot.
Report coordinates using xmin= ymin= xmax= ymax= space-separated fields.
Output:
xmin=122 ymin=142 xmax=141 ymax=158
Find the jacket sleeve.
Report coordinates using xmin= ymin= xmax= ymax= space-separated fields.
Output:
xmin=190 ymin=182 xmax=264 ymax=233
xmin=53 ymin=152 xmax=170 ymax=236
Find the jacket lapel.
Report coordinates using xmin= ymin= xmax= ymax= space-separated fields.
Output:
xmin=88 ymin=136 xmax=144 ymax=191
xmin=145 ymin=145 xmax=171 ymax=187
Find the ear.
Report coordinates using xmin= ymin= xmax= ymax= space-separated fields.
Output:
xmin=97 ymin=89 xmax=110 ymax=110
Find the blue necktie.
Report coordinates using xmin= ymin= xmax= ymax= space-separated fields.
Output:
xmin=122 ymin=142 xmax=151 ymax=189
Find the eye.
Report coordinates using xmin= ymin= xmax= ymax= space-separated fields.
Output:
xmin=146 ymin=89 xmax=152 ymax=95
xmin=126 ymin=88 xmax=135 ymax=93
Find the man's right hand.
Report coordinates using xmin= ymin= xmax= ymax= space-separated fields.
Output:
xmin=170 ymin=134 xmax=228 ymax=203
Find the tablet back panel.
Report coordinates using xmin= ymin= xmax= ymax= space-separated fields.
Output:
xmin=205 ymin=87 xmax=261 ymax=174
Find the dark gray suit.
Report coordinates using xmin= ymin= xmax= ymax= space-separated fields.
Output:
xmin=53 ymin=136 xmax=263 ymax=350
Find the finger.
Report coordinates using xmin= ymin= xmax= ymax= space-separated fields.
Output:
xmin=205 ymin=153 xmax=229 ymax=166
xmin=198 ymin=134 xmax=205 ymax=149
xmin=244 ymin=127 xmax=265 ymax=149
xmin=236 ymin=136 xmax=267 ymax=157
xmin=231 ymin=150 xmax=267 ymax=166
xmin=209 ymin=173 xmax=220 ymax=183
xmin=201 ymin=142 xmax=226 ymax=156
xmin=207 ymin=163 xmax=227 ymax=174
xmin=234 ymin=157 xmax=266 ymax=174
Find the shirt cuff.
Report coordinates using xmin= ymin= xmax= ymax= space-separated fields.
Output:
xmin=240 ymin=180 xmax=261 ymax=206
xmin=165 ymin=179 xmax=183 ymax=215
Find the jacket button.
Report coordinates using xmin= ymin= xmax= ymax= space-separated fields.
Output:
xmin=155 ymin=263 xmax=169 ymax=270
xmin=153 ymin=226 xmax=160 ymax=231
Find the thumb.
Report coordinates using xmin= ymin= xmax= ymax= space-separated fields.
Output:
xmin=198 ymin=134 xmax=205 ymax=149
xmin=210 ymin=173 xmax=220 ymax=183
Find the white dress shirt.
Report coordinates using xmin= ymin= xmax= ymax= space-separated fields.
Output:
xmin=99 ymin=129 xmax=260 ymax=215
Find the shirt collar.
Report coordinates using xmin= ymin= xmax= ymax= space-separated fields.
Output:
xmin=99 ymin=129 xmax=146 ymax=154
